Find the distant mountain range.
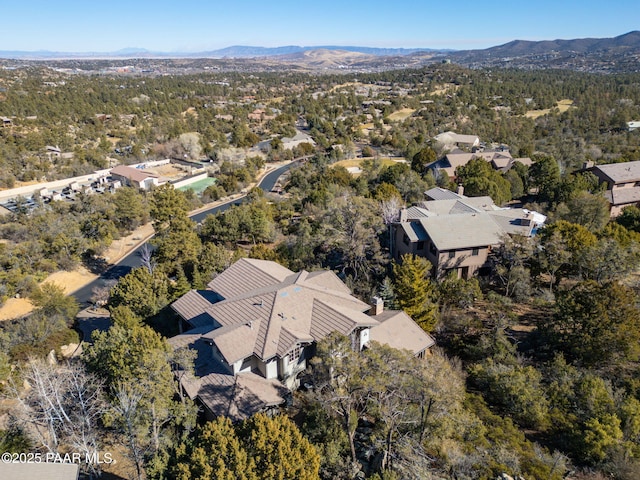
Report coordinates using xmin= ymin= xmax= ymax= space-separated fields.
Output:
xmin=0 ymin=45 xmax=444 ymax=60
xmin=1 ymin=32 xmax=638 ymax=73
xmin=453 ymin=30 xmax=640 ymax=58
xmin=446 ymin=31 xmax=640 ymax=72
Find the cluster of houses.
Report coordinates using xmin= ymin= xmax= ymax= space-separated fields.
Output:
xmin=164 ymin=186 xmax=548 ymax=421
xmin=156 ymin=131 xmax=640 ymax=423
xmin=0 ymin=160 xmax=211 ymax=215
xmin=428 ymin=131 xmax=640 ymax=219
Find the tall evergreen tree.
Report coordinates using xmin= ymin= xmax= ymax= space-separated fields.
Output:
xmin=392 ymin=254 xmax=438 ymax=332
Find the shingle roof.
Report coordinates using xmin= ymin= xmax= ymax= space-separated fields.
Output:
xmin=204 ymin=323 xmax=258 ymax=364
xmin=369 ymin=310 xmax=435 ymax=355
xmin=420 ymin=199 xmax=481 ymax=215
xmin=110 ymin=165 xmax=158 ymax=183
xmin=607 ymin=186 xmax=640 ymax=206
xmin=404 ymin=206 xmax=434 ymax=219
xmin=195 ymin=372 xmax=288 ymax=422
xmin=424 ymin=187 xmax=463 ymax=201
xmin=207 ymin=258 xmax=293 ymax=299
xmin=594 ymin=161 xmax=640 ymax=184
xmin=172 ymin=290 xmax=220 ymax=328
xmin=174 ymin=260 xmax=376 ymax=364
xmin=419 ymin=214 xmax=505 ymax=250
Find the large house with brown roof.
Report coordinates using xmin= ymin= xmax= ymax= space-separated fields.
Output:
xmin=169 ymin=258 xmax=435 ymax=421
xmin=393 ymin=188 xmax=545 ymax=279
xmin=590 ymin=160 xmax=640 ymax=216
xmin=110 ymin=165 xmax=160 ymax=191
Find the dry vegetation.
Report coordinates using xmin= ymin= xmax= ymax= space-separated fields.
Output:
xmin=524 ymin=99 xmax=575 ymax=118
xmin=431 ymin=83 xmax=460 ymax=95
xmin=386 ymin=108 xmax=415 ymax=122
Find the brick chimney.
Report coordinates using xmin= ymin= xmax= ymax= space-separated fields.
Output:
xmin=369 ymin=296 xmax=384 ymax=316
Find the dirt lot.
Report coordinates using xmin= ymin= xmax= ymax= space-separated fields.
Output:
xmin=145 ymin=163 xmax=189 ymax=179
xmin=0 ymin=223 xmax=155 ymax=321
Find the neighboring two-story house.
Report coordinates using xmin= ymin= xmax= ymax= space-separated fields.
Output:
xmin=590 ymin=160 xmax=640 ymax=216
xmin=169 ymin=258 xmax=435 ymax=421
xmin=393 ymin=188 xmax=545 ymax=279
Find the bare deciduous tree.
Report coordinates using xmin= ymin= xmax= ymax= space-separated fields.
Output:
xmin=109 ymin=382 xmax=147 ymax=480
xmin=8 ymin=359 xmax=106 ymax=478
xmin=380 ymin=196 xmax=402 ymax=255
xmin=90 ymin=280 xmax=115 ymax=310
xmin=137 ymin=243 xmax=155 ymax=274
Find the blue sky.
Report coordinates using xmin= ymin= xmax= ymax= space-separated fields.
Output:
xmin=2 ymin=0 xmax=639 ymax=52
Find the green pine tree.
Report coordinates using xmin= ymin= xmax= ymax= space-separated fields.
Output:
xmin=392 ymin=254 xmax=438 ymax=332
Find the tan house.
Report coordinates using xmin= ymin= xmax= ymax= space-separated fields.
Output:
xmin=169 ymin=258 xmax=434 ymax=421
xmin=248 ymin=108 xmax=276 ymax=122
xmin=590 ymin=161 xmax=640 ymax=216
xmin=427 ymin=148 xmax=532 ymax=180
xmin=393 ymin=188 xmax=545 ymax=279
xmin=434 ymin=131 xmax=480 ymax=149
xmin=110 ymin=165 xmax=160 ymax=191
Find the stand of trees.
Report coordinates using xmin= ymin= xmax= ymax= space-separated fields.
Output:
xmin=2 ymin=62 xmax=640 ymax=479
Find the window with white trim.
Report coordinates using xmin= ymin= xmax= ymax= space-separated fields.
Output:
xmin=289 ymin=344 xmax=303 ymax=363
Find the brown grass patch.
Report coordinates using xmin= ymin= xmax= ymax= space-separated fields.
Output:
xmin=431 ymin=83 xmax=459 ymax=96
xmin=0 ymin=267 xmax=98 ymax=321
xmin=181 ymin=107 xmax=198 ymax=118
xmin=387 ymin=108 xmax=415 ymax=122
xmin=524 ymin=99 xmax=574 ymax=119
xmin=145 ymin=163 xmax=186 ymax=178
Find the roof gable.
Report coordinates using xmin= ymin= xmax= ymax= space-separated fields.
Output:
xmin=207 ymin=257 xmax=294 ymax=299
xmin=370 ymin=310 xmax=435 ymax=355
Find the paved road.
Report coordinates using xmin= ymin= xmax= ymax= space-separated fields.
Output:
xmin=73 ymin=160 xmax=299 ymax=306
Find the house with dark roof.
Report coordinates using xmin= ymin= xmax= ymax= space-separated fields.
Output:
xmin=589 ymin=160 xmax=640 ymax=216
xmin=169 ymin=258 xmax=435 ymax=421
xmin=393 ymin=188 xmax=545 ymax=279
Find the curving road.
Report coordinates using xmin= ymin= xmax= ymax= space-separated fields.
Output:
xmin=73 ymin=160 xmax=300 ymax=306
